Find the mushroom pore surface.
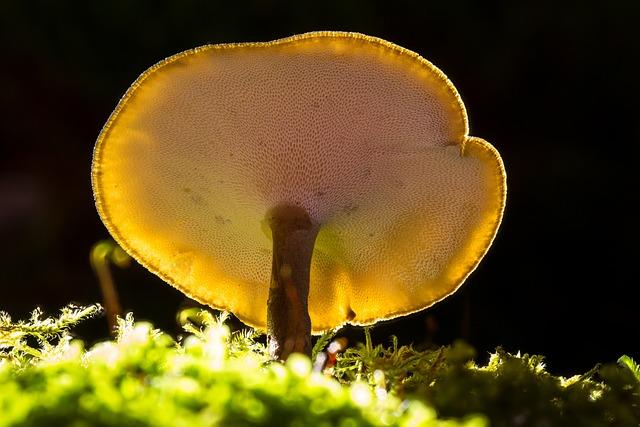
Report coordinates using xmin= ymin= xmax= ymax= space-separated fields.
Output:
xmin=93 ymin=32 xmax=506 ymax=333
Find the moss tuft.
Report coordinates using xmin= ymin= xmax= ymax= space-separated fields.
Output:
xmin=1 ymin=305 xmax=638 ymax=426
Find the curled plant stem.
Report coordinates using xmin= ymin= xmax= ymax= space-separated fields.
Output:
xmin=90 ymin=240 xmax=130 ymax=335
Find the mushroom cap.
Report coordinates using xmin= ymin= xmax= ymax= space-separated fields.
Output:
xmin=92 ymin=31 xmax=506 ymax=333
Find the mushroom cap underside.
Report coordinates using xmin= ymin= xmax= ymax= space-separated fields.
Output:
xmin=92 ymin=31 xmax=506 ymax=333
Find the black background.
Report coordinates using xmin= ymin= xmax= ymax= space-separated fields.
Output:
xmin=0 ymin=1 xmax=637 ymax=375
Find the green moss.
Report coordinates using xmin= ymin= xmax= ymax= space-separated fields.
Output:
xmin=1 ymin=305 xmax=638 ymax=426
xmin=0 ymin=307 xmax=481 ymax=427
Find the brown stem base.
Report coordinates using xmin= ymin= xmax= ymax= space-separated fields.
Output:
xmin=266 ymin=204 xmax=319 ymax=361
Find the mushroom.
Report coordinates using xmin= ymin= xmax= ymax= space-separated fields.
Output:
xmin=92 ymin=32 xmax=506 ymax=360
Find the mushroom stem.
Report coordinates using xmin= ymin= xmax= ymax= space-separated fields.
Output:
xmin=267 ymin=204 xmax=319 ymax=360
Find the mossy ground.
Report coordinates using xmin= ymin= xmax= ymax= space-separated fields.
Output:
xmin=1 ymin=305 xmax=638 ymax=426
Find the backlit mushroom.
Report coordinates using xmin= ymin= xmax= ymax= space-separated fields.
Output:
xmin=92 ymin=32 xmax=506 ymax=360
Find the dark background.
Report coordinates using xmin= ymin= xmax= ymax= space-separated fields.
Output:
xmin=0 ymin=1 xmax=637 ymax=375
